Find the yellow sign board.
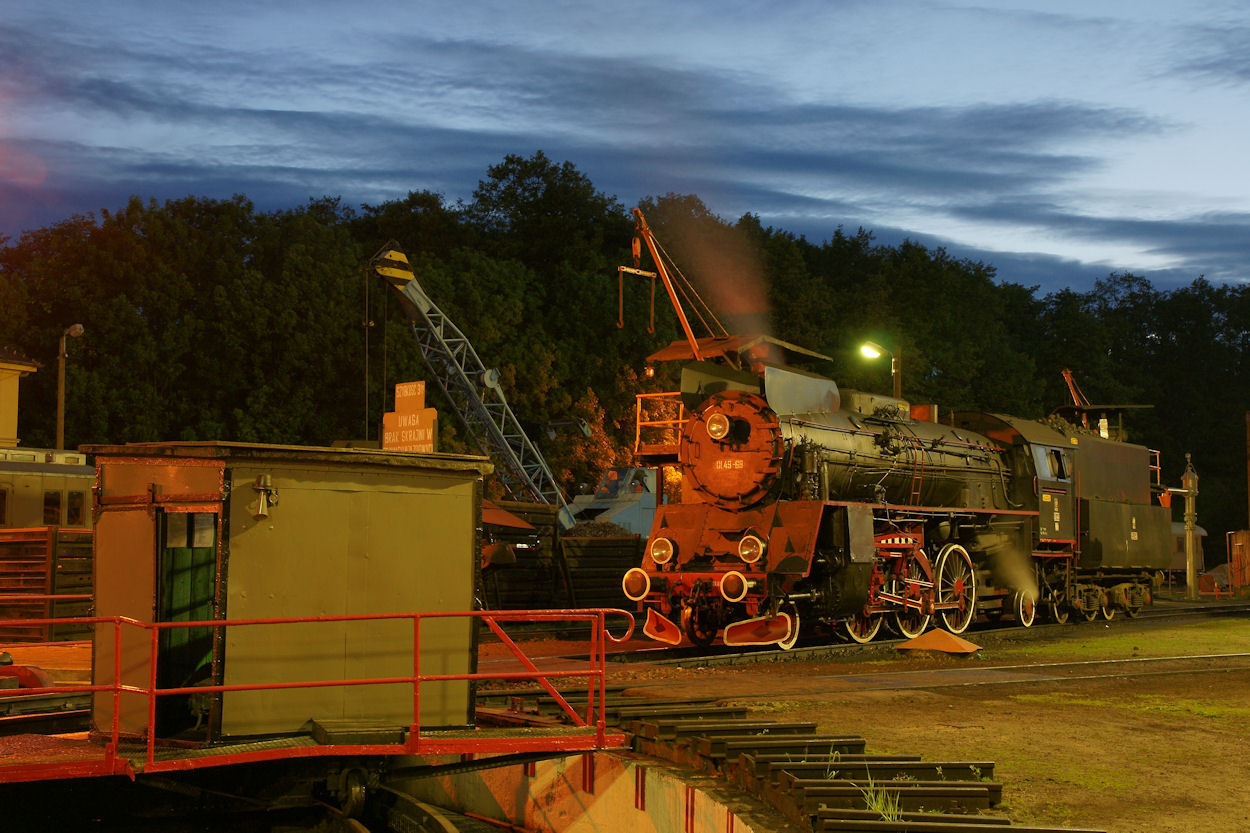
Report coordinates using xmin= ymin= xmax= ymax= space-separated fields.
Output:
xmin=382 ymin=381 xmax=437 ymax=452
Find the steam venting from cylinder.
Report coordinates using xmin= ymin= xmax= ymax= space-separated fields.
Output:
xmin=974 ymin=530 xmax=1038 ymax=602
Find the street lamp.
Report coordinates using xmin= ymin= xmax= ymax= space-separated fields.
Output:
xmin=860 ymin=340 xmax=901 ymax=399
xmin=56 ymin=324 xmax=84 ymax=450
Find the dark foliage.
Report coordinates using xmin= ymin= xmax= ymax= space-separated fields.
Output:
xmin=2 ymin=152 xmax=1245 ymax=557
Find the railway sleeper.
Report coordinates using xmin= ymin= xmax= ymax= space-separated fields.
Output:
xmin=738 ymin=752 xmax=921 ymax=776
xmin=785 ymin=775 xmax=1000 ymax=805
xmin=794 ymin=781 xmax=995 ymax=813
xmin=817 ymin=810 xmax=1105 ymax=833
xmin=770 ymin=759 xmax=996 ymax=784
xmin=610 ymin=703 xmax=748 ymax=722
xmin=786 ymin=775 xmax=1003 ymax=807
xmin=695 ymin=734 xmax=868 ymax=760
xmin=818 ymin=807 xmax=1013 ymax=825
xmin=629 ymin=718 xmax=818 ymax=740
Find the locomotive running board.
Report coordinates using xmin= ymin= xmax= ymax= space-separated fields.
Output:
xmin=722 ymin=612 xmax=794 ymax=647
xmin=642 ymin=609 xmax=684 ymax=645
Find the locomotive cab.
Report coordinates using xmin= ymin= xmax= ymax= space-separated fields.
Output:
xmin=1032 ymin=443 xmax=1076 ymax=546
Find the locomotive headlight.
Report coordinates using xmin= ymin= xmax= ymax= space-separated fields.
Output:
xmin=649 ymin=537 xmax=676 ymax=565
xmin=738 ymin=533 xmax=766 ymax=564
xmin=720 ymin=571 xmax=750 ymax=603
xmin=706 ymin=411 xmax=731 ymax=441
xmin=622 ymin=568 xmax=651 ymax=601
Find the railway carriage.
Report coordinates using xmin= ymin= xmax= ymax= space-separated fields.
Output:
xmin=0 ymin=447 xmax=93 ymax=530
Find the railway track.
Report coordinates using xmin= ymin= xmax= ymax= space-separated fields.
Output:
xmin=475 ymin=684 xmax=1109 ymax=833
xmin=475 ymin=598 xmax=1250 ymax=656
xmin=599 ymin=598 xmax=1250 ymax=667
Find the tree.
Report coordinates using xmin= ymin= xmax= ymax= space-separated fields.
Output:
xmin=1 ymin=195 xmax=371 ymax=447
xmin=465 ymin=151 xmax=632 ymax=273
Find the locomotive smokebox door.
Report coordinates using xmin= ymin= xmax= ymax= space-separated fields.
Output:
xmin=85 ymin=441 xmax=491 ymax=743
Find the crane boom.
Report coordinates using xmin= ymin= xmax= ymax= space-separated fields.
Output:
xmin=371 ymin=244 xmax=573 ymax=527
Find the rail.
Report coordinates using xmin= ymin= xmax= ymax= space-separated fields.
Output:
xmin=0 ymin=607 xmax=635 ymax=780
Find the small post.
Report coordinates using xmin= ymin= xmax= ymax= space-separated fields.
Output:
xmin=1182 ymin=455 xmax=1199 ymax=601
xmin=56 ymin=323 xmax=84 ymax=449
xmin=892 ymin=348 xmax=902 ymax=400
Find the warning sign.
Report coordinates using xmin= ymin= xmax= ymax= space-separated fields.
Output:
xmin=382 ymin=381 xmax=438 ymax=452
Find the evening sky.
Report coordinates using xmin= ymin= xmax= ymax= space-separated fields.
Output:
xmin=2 ymin=1 xmax=1248 ymax=292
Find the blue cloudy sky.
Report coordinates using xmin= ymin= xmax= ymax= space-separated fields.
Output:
xmin=2 ymin=0 xmax=1248 ymax=293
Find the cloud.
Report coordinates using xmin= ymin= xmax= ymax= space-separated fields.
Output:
xmin=0 ymin=8 xmax=1244 ymax=294
xmin=1176 ymin=22 xmax=1250 ymax=84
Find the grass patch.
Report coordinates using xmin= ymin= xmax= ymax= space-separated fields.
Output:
xmin=859 ymin=775 xmax=902 ymax=821
xmin=1011 ymin=690 xmax=1250 ymax=721
xmin=1001 ymin=618 xmax=1250 ymax=662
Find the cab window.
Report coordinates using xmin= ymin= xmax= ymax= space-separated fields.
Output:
xmin=1033 ymin=447 xmax=1070 ymax=481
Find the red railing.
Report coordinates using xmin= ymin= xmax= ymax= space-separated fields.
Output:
xmin=0 ymin=607 xmax=635 ymax=779
xmin=634 ymin=391 xmax=686 ymax=457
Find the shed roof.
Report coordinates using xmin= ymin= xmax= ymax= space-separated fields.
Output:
xmin=81 ymin=440 xmax=493 ymax=475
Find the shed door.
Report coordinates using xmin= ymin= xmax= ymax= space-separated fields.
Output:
xmin=156 ymin=509 xmax=220 ymax=736
xmin=1034 ymin=445 xmax=1074 ymax=544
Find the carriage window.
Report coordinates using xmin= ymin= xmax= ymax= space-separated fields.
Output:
xmin=43 ymin=491 xmax=62 ymax=525
xmin=0 ymin=489 xmax=7 ymax=525
xmin=66 ymin=491 xmax=86 ymax=526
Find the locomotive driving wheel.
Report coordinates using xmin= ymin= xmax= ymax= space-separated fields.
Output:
xmin=891 ymin=608 xmax=931 ymax=639
xmin=884 ymin=544 xmax=931 ymax=639
xmin=934 ymin=543 xmax=977 ymax=635
xmin=843 ymin=610 xmax=881 ymax=643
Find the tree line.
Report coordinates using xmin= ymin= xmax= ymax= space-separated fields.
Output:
xmin=2 ymin=151 xmax=1246 ymax=559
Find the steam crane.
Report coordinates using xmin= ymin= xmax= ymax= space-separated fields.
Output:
xmin=371 ymin=244 xmax=574 ymax=528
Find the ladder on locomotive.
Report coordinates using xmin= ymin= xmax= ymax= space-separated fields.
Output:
xmin=902 ymin=433 xmax=926 ymax=505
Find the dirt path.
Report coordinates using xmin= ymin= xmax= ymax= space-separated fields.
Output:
xmin=595 ymin=615 xmax=1250 ymax=833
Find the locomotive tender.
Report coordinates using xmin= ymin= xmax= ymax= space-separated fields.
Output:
xmin=622 ymin=351 xmax=1173 ymax=648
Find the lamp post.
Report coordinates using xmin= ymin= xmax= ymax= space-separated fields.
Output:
xmin=860 ymin=340 xmax=901 ymax=399
xmin=56 ymin=323 xmax=84 ymax=450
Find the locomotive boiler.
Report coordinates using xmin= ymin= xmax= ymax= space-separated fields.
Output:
xmin=622 ymin=355 xmax=1173 ymax=648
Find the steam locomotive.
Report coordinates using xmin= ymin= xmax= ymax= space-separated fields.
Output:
xmin=622 ymin=344 xmax=1173 ymax=648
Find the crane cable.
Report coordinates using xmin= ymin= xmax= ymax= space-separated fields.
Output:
xmin=647 ymin=233 xmax=730 ymax=340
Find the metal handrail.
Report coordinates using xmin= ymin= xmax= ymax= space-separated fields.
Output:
xmin=634 ymin=391 xmax=687 ymax=455
xmin=1 ymin=608 xmax=635 ymax=776
xmin=0 ymin=594 xmax=93 ymax=603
